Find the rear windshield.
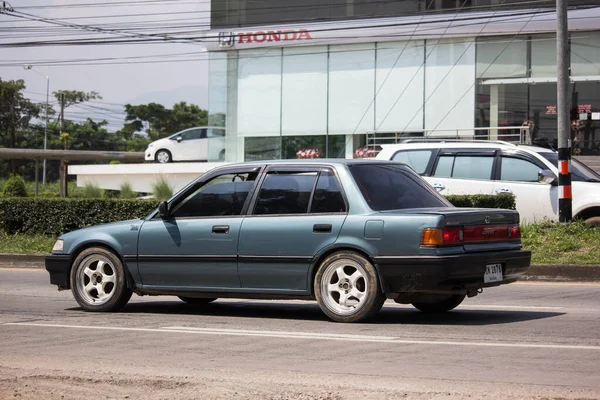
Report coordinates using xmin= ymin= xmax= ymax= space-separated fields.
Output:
xmin=538 ymin=152 xmax=600 ymax=182
xmin=349 ymin=164 xmax=451 ymax=211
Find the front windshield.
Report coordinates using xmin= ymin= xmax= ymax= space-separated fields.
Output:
xmin=538 ymin=152 xmax=600 ymax=182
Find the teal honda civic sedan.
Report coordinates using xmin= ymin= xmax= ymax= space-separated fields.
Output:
xmin=45 ymin=160 xmax=531 ymax=323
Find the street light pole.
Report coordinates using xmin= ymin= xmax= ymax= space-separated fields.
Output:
xmin=23 ymin=65 xmax=49 ymax=185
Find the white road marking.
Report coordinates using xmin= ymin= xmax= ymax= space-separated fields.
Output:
xmin=459 ymin=305 xmax=564 ymax=310
xmin=4 ymin=322 xmax=600 ymax=351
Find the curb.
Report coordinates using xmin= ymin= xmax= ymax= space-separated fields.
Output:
xmin=0 ymin=254 xmax=599 ymax=282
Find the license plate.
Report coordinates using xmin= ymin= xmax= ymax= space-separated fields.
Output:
xmin=484 ymin=263 xmax=503 ymax=283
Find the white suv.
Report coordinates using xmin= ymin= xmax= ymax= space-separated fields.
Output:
xmin=145 ymin=126 xmax=226 ymax=163
xmin=376 ymin=141 xmax=600 ymax=224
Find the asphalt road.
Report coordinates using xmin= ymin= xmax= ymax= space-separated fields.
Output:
xmin=1 ymin=268 xmax=599 ymax=400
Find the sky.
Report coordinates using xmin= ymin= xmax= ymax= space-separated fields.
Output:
xmin=1 ymin=0 xmax=212 ymax=131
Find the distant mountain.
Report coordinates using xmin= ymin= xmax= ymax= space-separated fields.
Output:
xmin=125 ymin=85 xmax=209 ymax=109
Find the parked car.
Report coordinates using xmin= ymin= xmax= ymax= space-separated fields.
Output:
xmin=45 ymin=160 xmax=531 ymax=323
xmin=376 ymin=141 xmax=600 ymax=224
xmin=145 ymin=126 xmax=226 ymax=163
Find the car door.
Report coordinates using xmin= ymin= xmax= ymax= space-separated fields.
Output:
xmin=494 ymin=153 xmax=557 ymax=222
xmin=428 ymin=150 xmax=497 ymax=196
xmin=238 ymin=167 xmax=348 ymax=292
xmin=137 ymin=167 xmax=261 ymax=290
xmin=176 ymin=128 xmax=207 ymax=161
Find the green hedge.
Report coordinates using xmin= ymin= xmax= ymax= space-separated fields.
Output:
xmin=445 ymin=193 xmax=516 ymax=210
xmin=0 ymin=194 xmax=516 ymax=236
xmin=0 ymin=198 xmax=157 ymax=236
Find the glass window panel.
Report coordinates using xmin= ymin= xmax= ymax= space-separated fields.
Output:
xmin=375 ymin=41 xmax=425 ymax=132
xmin=476 ymin=37 xmax=527 ymax=79
xmin=282 ymin=46 xmax=328 ymax=135
xmin=254 ymin=172 xmax=318 ymax=215
xmin=392 ymin=150 xmax=433 ymax=174
xmin=244 ymin=137 xmax=281 ymax=161
xmin=208 ymin=53 xmax=228 ymax=128
xmin=310 ymin=170 xmax=347 ymax=213
xmin=452 ymin=156 xmax=494 ymax=180
xmin=425 ymin=39 xmax=476 ymax=134
xmin=282 ymin=135 xmax=326 ymax=159
xmin=172 ymin=172 xmax=258 ymax=218
xmin=433 ymin=155 xmax=454 ymax=177
xmin=237 ymin=48 xmax=282 ymax=136
xmin=571 ymin=32 xmax=600 ymax=76
xmin=328 ymin=43 xmax=375 ymax=134
xmin=500 ymin=157 xmax=541 ymax=182
xmin=531 ymin=35 xmax=557 ymax=78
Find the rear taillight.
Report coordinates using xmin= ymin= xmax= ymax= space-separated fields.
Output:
xmin=509 ymin=224 xmax=521 ymax=239
xmin=421 ymin=227 xmax=463 ymax=246
xmin=421 ymin=224 xmax=520 ymax=246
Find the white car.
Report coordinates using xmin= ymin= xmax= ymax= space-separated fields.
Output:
xmin=376 ymin=141 xmax=600 ymax=224
xmin=145 ymin=126 xmax=226 ymax=163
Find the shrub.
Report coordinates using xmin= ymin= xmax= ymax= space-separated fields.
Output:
xmin=0 ymin=198 xmax=157 ymax=235
xmin=152 ymin=175 xmax=173 ymax=201
xmin=3 ymin=175 xmax=27 ymax=197
xmin=119 ymin=181 xmax=137 ymax=199
xmin=445 ymin=193 xmax=515 ymax=210
xmin=81 ymin=181 xmax=103 ymax=199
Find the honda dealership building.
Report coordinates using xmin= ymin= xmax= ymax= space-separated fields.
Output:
xmin=203 ymin=0 xmax=600 ymax=161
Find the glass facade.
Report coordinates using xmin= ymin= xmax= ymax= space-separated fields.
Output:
xmin=475 ymin=31 xmax=600 ymax=154
xmin=208 ymin=31 xmax=600 ymax=161
xmin=211 ymin=0 xmax=600 ymax=29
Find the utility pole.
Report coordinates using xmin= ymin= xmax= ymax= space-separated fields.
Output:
xmin=58 ymin=92 xmax=68 ymax=198
xmin=557 ymin=0 xmax=572 ymax=222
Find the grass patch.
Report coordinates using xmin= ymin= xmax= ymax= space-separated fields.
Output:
xmin=522 ymin=221 xmax=600 ymax=265
xmin=0 ymin=233 xmax=56 ymax=254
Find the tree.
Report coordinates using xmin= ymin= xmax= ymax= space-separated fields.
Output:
xmin=0 ymin=79 xmax=41 ymax=172
xmin=123 ymin=101 xmax=208 ymax=141
xmin=53 ymin=90 xmax=102 ymax=108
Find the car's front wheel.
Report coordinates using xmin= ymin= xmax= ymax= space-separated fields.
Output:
xmin=314 ymin=251 xmax=386 ymax=323
xmin=155 ymin=149 xmax=172 ymax=163
xmin=70 ymin=247 xmax=132 ymax=312
xmin=412 ymin=294 xmax=466 ymax=313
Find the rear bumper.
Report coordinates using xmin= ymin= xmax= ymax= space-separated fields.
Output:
xmin=374 ymin=249 xmax=531 ymax=294
xmin=45 ymin=254 xmax=71 ymax=289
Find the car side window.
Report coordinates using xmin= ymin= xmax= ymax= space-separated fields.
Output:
xmin=208 ymin=128 xmax=225 ymax=138
xmin=254 ymin=172 xmax=318 ymax=215
xmin=171 ymin=172 xmax=258 ymax=218
xmin=434 ymin=155 xmax=494 ymax=180
xmin=181 ymin=129 xmax=203 ymax=141
xmin=500 ymin=157 xmax=541 ymax=182
xmin=310 ymin=170 xmax=347 ymax=213
xmin=391 ymin=150 xmax=433 ymax=174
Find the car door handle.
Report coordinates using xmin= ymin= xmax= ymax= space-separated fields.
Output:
xmin=313 ymin=224 xmax=332 ymax=233
xmin=212 ymin=225 xmax=229 ymax=234
xmin=495 ymin=188 xmax=513 ymax=194
xmin=432 ymin=183 xmax=445 ymax=192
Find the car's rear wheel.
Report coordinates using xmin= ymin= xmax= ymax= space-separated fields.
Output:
xmin=155 ymin=149 xmax=172 ymax=163
xmin=314 ymin=251 xmax=386 ymax=323
xmin=70 ymin=247 xmax=132 ymax=312
xmin=178 ymin=296 xmax=217 ymax=305
xmin=412 ymin=294 xmax=466 ymax=313
xmin=584 ymin=216 xmax=600 ymax=226
xmin=218 ymin=149 xmax=225 ymax=161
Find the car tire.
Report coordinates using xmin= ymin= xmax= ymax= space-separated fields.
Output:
xmin=178 ymin=296 xmax=217 ymax=305
xmin=70 ymin=247 xmax=132 ymax=312
xmin=584 ymin=216 xmax=600 ymax=226
xmin=155 ymin=149 xmax=172 ymax=163
xmin=218 ymin=149 xmax=225 ymax=161
xmin=412 ymin=294 xmax=466 ymax=313
xmin=314 ymin=251 xmax=386 ymax=323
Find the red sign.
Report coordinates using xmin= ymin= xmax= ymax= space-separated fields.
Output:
xmin=546 ymin=106 xmax=557 ymax=115
xmin=578 ymin=104 xmax=592 ymax=113
xmin=238 ymin=29 xmax=312 ymax=44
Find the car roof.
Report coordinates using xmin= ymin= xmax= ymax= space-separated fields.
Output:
xmin=224 ymin=159 xmax=402 ymax=168
xmin=379 ymin=141 xmax=557 ymax=154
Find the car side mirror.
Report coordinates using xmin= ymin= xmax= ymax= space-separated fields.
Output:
xmin=158 ymin=201 xmax=170 ymax=218
xmin=176 ymin=136 xmax=182 ymax=143
xmin=538 ymin=169 xmax=557 ymax=185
